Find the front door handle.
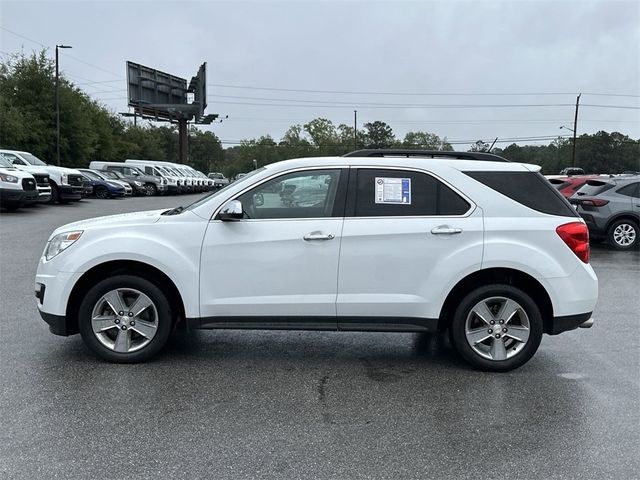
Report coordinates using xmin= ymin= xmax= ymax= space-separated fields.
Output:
xmin=303 ymin=232 xmax=335 ymax=241
xmin=431 ymin=226 xmax=463 ymax=235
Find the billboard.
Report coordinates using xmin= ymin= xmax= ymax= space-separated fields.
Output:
xmin=126 ymin=61 xmax=188 ymax=120
xmin=188 ymin=62 xmax=207 ymax=123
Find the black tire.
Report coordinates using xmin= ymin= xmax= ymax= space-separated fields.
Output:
xmin=449 ymin=285 xmax=543 ymax=372
xmin=49 ymin=183 xmax=59 ymax=204
xmin=607 ymin=219 xmax=638 ymax=250
xmin=94 ymin=186 xmax=109 ymax=199
xmin=145 ymin=183 xmax=157 ymax=196
xmin=78 ymin=275 xmax=173 ymax=363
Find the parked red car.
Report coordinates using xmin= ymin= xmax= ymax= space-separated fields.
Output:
xmin=548 ymin=175 xmax=601 ymax=198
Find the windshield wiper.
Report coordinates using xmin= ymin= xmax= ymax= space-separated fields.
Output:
xmin=162 ymin=206 xmax=184 ymax=216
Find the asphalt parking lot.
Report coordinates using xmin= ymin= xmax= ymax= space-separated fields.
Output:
xmin=1 ymin=195 xmax=638 ymax=480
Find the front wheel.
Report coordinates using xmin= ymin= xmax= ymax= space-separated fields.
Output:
xmin=449 ymin=285 xmax=543 ymax=372
xmin=94 ymin=186 xmax=109 ymax=199
xmin=145 ymin=183 xmax=157 ymax=196
xmin=78 ymin=275 xmax=173 ymax=363
xmin=607 ymin=219 xmax=638 ymax=250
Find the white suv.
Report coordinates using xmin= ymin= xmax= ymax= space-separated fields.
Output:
xmin=35 ymin=150 xmax=598 ymax=371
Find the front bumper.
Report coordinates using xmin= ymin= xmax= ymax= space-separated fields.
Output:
xmin=23 ymin=190 xmax=39 ymax=205
xmin=59 ymin=185 xmax=83 ymax=200
xmin=0 ymin=187 xmax=26 ymax=205
xmin=37 ymin=186 xmax=52 ymax=203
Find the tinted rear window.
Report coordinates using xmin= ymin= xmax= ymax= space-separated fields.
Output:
xmin=465 ymin=171 xmax=578 ymax=217
xmin=574 ymin=181 xmax=614 ymax=197
xmin=354 ymin=169 xmax=471 ymax=217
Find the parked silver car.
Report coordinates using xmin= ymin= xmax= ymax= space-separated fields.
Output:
xmin=570 ymin=176 xmax=640 ymax=250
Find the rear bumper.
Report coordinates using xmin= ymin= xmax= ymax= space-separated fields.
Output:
xmin=548 ymin=312 xmax=593 ymax=335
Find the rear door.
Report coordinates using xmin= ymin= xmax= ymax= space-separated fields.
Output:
xmin=337 ymin=167 xmax=483 ymax=330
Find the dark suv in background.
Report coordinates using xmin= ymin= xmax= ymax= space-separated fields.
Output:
xmin=570 ymin=176 xmax=640 ymax=250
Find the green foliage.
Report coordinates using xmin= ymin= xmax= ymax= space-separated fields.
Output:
xmin=363 ymin=121 xmax=394 ymax=148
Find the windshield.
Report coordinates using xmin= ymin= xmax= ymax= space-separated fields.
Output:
xmin=81 ymin=170 xmax=102 ymax=180
xmin=209 ymin=173 xmax=223 ymax=179
xmin=21 ymin=153 xmax=47 ymax=166
xmin=574 ymin=180 xmax=614 ymax=197
xmin=100 ymin=170 xmax=119 ymax=179
xmin=183 ymin=167 xmax=266 ymax=212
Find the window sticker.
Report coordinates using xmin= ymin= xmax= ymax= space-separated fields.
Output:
xmin=375 ymin=177 xmax=411 ymax=204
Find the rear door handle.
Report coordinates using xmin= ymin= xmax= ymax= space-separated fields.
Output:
xmin=303 ymin=232 xmax=335 ymax=241
xmin=431 ymin=226 xmax=463 ymax=235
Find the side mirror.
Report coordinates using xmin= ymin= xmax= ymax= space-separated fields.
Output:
xmin=253 ymin=193 xmax=264 ymax=207
xmin=219 ymin=200 xmax=243 ymax=221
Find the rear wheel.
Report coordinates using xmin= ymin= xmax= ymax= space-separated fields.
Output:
xmin=607 ymin=219 xmax=638 ymax=250
xmin=78 ymin=275 xmax=173 ymax=363
xmin=450 ymin=285 xmax=543 ymax=372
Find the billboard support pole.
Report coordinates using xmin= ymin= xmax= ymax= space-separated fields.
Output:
xmin=178 ymin=119 xmax=188 ymax=164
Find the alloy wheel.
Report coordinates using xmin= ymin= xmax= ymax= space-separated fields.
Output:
xmin=90 ymin=288 xmax=158 ymax=353
xmin=613 ymin=223 xmax=636 ymax=247
xmin=464 ymin=296 xmax=531 ymax=361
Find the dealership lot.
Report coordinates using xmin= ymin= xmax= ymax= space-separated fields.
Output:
xmin=0 ymin=195 xmax=638 ymax=479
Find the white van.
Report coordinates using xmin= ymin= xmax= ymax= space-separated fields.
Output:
xmin=0 ymin=150 xmax=54 ymax=203
xmin=0 ymin=154 xmax=40 ymax=209
xmin=123 ymin=160 xmax=182 ymax=194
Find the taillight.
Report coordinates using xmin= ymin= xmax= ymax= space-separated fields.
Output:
xmin=556 ymin=222 xmax=589 ymax=263
xmin=580 ymin=199 xmax=609 ymax=207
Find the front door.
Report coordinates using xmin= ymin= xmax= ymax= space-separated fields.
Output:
xmin=199 ymin=168 xmax=347 ymax=327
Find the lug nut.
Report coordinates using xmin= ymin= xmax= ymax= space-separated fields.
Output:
xmin=502 ymin=328 xmax=508 ymax=333
xmin=495 ymin=334 xmax=501 ymax=339
xmin=488 ymin=329 xmax=493 ymax=334
xmin=121 ymin=325 xmax=127 ymax=330
xmin=128 ymin=312 xmax=133 ymax=317
xmin=114 ymin=319 xmax=120 ymax=324
xmin=130 ymin=321 xmax=135 ymax=326
xmin=490 ymin=320 xmax=495 ymax=325
xmin=499 ymin=319 xmax=505 ymax=324
xmin=118 ymin=311 xmax=124 ymax=315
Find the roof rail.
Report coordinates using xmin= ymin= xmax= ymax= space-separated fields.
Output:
xmin=342 ymin=149 xmax=510 ymax=162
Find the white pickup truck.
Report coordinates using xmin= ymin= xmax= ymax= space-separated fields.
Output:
xmin=0 ymin=149 xmax=82 ymax=204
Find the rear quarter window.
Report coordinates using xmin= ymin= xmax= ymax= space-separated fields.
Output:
xmin=465 ymin=171 xmax=578 ymax=217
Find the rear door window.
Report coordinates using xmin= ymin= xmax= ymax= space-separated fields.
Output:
xmin=351 ymin=169 xmax=471 ymax=217
xmin=617 ymin=183 xmax=640 ymax=198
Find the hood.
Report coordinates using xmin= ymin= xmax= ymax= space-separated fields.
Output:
xmin=12 ymin=164 xmax=50 ymax=175
xmin=52 ymin=209 xmax=167 ymax=236
xmin=0 ymin=166 xmax=34 ymax=179
xmin=48 ymin=165 xmax=83 ymax=176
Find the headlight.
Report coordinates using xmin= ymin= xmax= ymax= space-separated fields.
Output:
xmin=45 ymin=231 xmax=83 ymax=261
xmin=0 ymin=173 xmax=19 ymax=183
xmin=134 ymin=181 xmax=143 ymax=186
xmin=61 ymin=174 xmax=69 ymax=185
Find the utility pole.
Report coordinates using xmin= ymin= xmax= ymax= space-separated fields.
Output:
xmin=571 ymin=93 xmax=581 ymax=167
xmin=353 ymin=110 xmax=357 ymax=150
xmin=55 ymin=44 xmax=72 ymax=166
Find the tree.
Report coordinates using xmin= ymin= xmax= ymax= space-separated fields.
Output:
xmin=363 ymin=121 xmax=395 ymax=148
xmin=468 ymin=140 xmax=492 ymax=152
xmin=401 ymin=131 xmax=452 ymax=150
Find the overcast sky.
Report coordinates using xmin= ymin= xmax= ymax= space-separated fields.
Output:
xmin=1 ymin=0 xmax=639 ymax=149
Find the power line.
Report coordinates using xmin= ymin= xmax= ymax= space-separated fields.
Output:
xmin=209 ymin=100 xmax=640 ymax=110
xmin=0 ymin=25 xmax=46 ymax=47
xmin=208 ymin=82 xmax=640 ymax=98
